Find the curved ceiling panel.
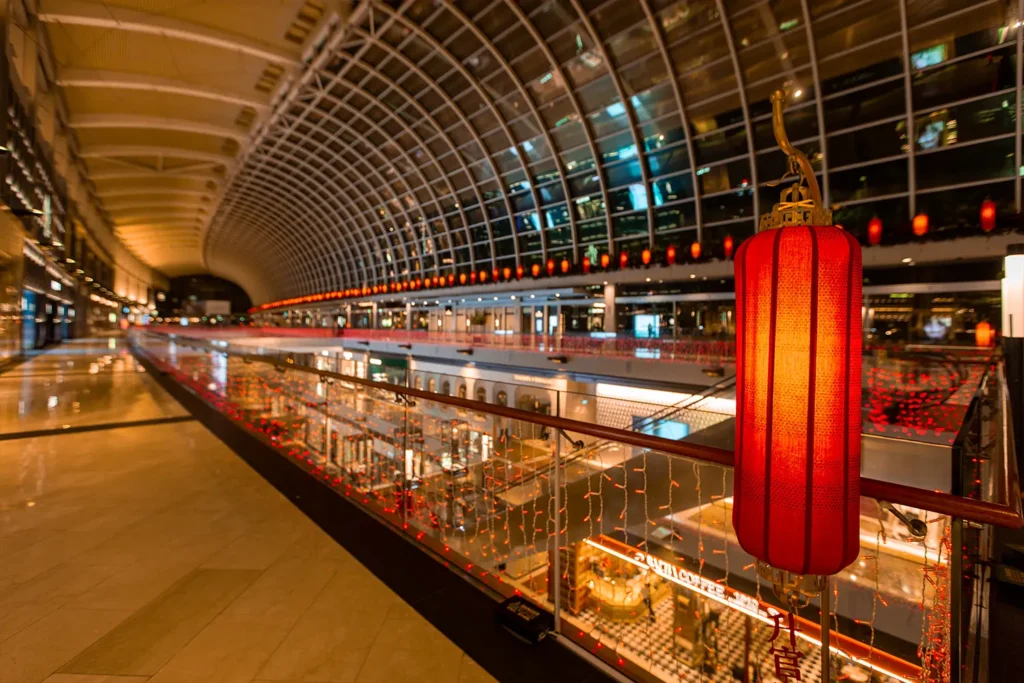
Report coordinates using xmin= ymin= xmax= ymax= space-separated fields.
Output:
xmin=39 ymin=1 xmax=1011 ymax=303
xmin=205 ymin=0 xmax=1005 ymax=305
xmin=37 ymin=0 xmax=325 ymax=277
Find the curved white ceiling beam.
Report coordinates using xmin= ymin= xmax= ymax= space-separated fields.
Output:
xmin=98 ymin=188 xmax=213 ymax=199
xmin=81 ymin=145 xmax=236 ymax=165
xmin=71 ymin=114 xmax=248 ymax=142
xmin=57 ymin=68 xmax=269 ymax=109
xmin=104 ymin=201 xmax=210 ymax=212
xmin=37 ymin=0 xmax=300 ymax=65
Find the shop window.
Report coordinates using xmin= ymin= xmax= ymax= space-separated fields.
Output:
xmin=458 ymin=384 xmax=467 ymax=399
xmin=475 ymin=386 xmax=487 ymax=403
xmin=441 ymin=381 xmax=451 ymax=396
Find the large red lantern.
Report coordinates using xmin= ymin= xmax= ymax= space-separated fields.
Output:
xmin=641 ymin=248 xmax=652 ymax=266
xmin=981 ymin=199 xmax=996 ymax=233
xmin=912 ymin=213 xmax=929 ymax=237
xmin=975 ymin=320 xmax=995 ymax=347
xmin=560 ymin=258 xmax=570 ymax=274
xmin=546 ymin=259 xmax=555 ymax=276
xmin=690 ymin=241 xmax=701 ymax=261
xmin=619 ymin=251 xmax=629 ymax=269
xmin=724 ymin=235 xmax=734 ymax=260
xmin=600 ymin=253 xmax=610 ymax=269
xmin=666 ymin=245 xmax=677 ymax=265
xmin=867 ymin=217 xmax=882 ymax=246
xmin=734 ymin=224 xmax=862 ymax=576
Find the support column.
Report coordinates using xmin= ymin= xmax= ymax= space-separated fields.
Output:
xmin=1002 ymin=244 xmax=1024 ymax=458
xmin=603 ymin=283 xmax=616 ymax=334
xmin=405 ymin=303 xmax=412 ymax=330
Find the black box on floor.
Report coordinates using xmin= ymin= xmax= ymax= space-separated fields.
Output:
xmin=496 ymin=595 xmax=553 ymax=645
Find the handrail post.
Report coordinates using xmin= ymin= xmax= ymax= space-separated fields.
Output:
xmin=553 ymin=425 xmax=561 ymax=634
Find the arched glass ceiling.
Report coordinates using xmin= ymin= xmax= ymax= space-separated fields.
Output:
xmin=205 ymin=0 xmax=1015 ymax=304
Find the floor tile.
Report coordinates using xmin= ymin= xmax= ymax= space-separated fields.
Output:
xmin=148 ymin=615 xmax=289 ymax=683
xmin=0 ymin=607 xmax=130 ymax=683
xmin=61 ymin=569 xmax=260 ymax=677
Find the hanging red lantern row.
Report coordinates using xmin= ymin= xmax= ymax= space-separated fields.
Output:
xmin=734 ymin=223 xmax=863 ymax=576
xmin=690 ymin=241 xmax=701 ymax=261
xmin=724 ymin=234 xmax=734 ymax=260
xmin=666 ymin=245 xmax=677 ymax=265
xmin=981 ymin=199 xmax=996 ymax=233
xmin=641 ymin=248 xmax=652 ymax=266
xmin=619 ymin=251 xmax=629 ymax=269
xmin=912 ymin=213 xmax=929 ymax=237
xmin=867 ymin=217 xmax=882 ymax=246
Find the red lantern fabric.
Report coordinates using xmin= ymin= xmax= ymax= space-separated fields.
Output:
xmin=666 ymin=245 xmax=677 ymax=265
xmin=724 ymin=235 xmax=734 ymax=260
xmin=690 ymin=241 xmax=701 ymax=260
xmin=975 ymin=321 xmax=994 ymax=347
xmin=734 ymin=225 xmax=862 ymax=576
xmin=867 ymin=217 xmax=882 ymax=246
xmin=912 ymin=213 xmax=929 ymax=237
xmin=981 ymin=199 xmax=996 ymax=233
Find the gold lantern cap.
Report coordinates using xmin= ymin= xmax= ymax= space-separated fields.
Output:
xmin=758 ymin=89 xmax=833 ymax=231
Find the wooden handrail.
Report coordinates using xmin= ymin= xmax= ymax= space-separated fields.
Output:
xmin=137 ymin=331 xmax=1023 ymax=529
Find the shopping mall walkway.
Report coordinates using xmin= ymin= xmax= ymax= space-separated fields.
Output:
xmin=0 ymin=339 xmax=496 ymax=683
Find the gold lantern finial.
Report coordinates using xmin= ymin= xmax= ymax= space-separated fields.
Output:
xmin=758 ymin=89 xmax=832 ymax=231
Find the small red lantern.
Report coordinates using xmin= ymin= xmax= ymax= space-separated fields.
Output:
xmin=981 ymin=199 xmax=996 ymax=233
xmin=734 ymin=224 xmax=862 ymax=576
xmin=470 ymin=272 xmax=477 ymax=284
xmin=502 ymin=267 xmax=511 ymax=281
xmin=975 ymin=320 xmax=995 ymax=347
xmin=531 ymin=263 xmax=541 ymax=278
xmin=433 ymin=276 xmax=440 ymax=287
xmin=415 ymin=278 xmax=423 ymax=290
xmin=600 ymin=253 xmax=611 ymax=269
xmin=666 ymin=245 xmax=677 ymax=265
xmin=619 ymin=251 xmax=629 ymax=269
xmin=546 ymin=259 xmax=555 ymax=276
xmin=479 ymin=270 xmax=488 ymax=283
xmin=641 ymin=248 xmax=652 ymax=266
xmin=448 ymin=273 xmax=455 ymax=286
xmin=912 ymin=213 xmax=929 ymax=237
xmin=867 ymin=217 xmax=882 ymax=246
xmin=690 ymin=241 xmax=701 ymax=261
xmin=560 ymin=258 xmax=570 ymax=274
xmin=583 ymin=257 xmax=591 ymax=274
xmin=424 ymin=279 xmax=432 ymax=289
xmin=724 ymin=235 xmax=734 ymax=260
xmin=459 ymin=273 xmax=467 ymax=285
xmin=516 ymin=265 xmax=524 ymax=280
xmin=492 ymin=268 xmax=499 ymax=282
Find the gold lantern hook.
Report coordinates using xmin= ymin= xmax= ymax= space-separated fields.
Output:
xmin=759 ymin=89 xmax=833 ymax=231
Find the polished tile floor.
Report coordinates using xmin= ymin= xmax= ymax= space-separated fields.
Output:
xmin=0 ymin=340 xmax=496 ymax=683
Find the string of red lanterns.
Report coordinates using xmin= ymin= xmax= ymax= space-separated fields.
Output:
xmin=253 ymin=200 xmax=998 ymax=312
